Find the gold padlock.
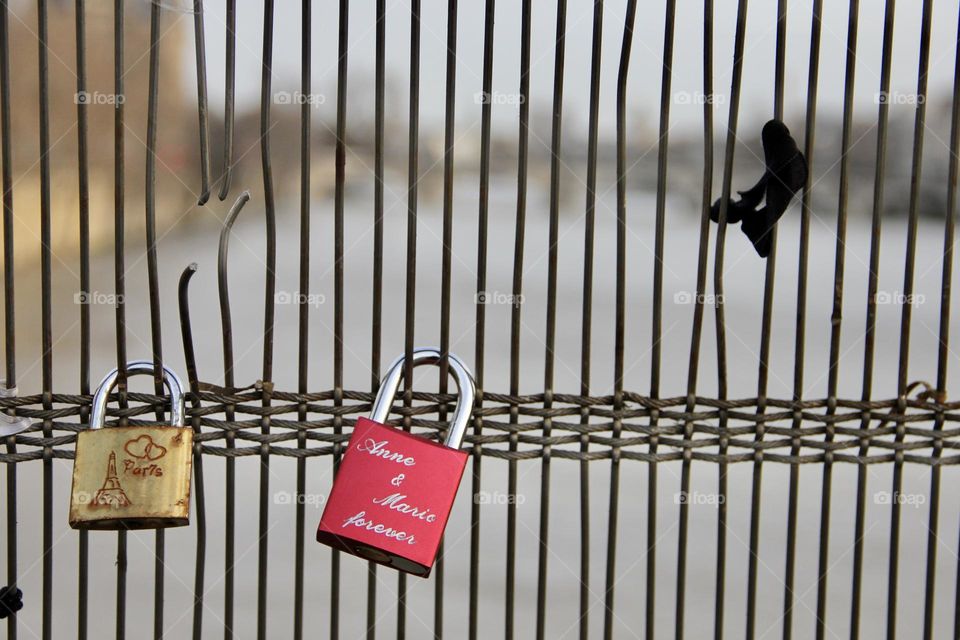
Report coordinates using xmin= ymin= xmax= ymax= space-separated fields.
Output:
xmin=69 ymin=360 xmax=192 ymax=530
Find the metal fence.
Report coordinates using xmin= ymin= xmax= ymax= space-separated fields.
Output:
xmin=2 ymin=0 xmax=960 ymax=638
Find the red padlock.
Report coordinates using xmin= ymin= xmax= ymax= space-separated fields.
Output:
xmin=317 ymin=348 xmax=475 ymax=577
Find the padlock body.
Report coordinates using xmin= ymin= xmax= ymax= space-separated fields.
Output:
xmin=317 ymin=417 xmax=468 ymax=576
xmin=69 ymin=425 xmax=193 ymax=530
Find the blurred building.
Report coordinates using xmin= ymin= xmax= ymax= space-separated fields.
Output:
xmin=5 ymin=0 xmax=200 ymax=265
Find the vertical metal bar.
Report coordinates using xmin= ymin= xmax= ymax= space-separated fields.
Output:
xmin=0 ymin=1 xmax=13 ymax=390
xmin=257 ymin=2 xmax=278 ymax=637
xmin=112 ymin=0 xmax=129 ymax=635
xmin=367 ymin=0 xmax=386 ymax=634
xmin=1 ymin=0 xmax=16 ymax=636
xmin=294 ymin=2 xmax=311 ymax=638
xmin=330 ymin=0 xmax=349 ymax=638
xmin=192 ymin=0 xmax=210 ymax=205
xmin=783 ymin=4 xmax=821 ymax=639
xmin=435 ymin=0 xmax=457 ymax=635
xmin=578 ymin=128 xmax=595 ymax=640
xmin=931 ymin=12 xmax=960 ymax=640
xmin=144 ymin=3 xmax=168 ymax=637
xmin=218 ymin=0 xmax=235 ymax=200
xmin=582 ymin=0 xmax=606 ymax=628
xmin=649 ymin=0 xmax=672 ymax=430
xmin=75 ymin=0 xmax=90 ymax=636
xmin=816 ymin=2 xmax=858 ymax=637
xmin=773 ymin=2 xmax=786 ymax=117
xmin=217 ymin=191 xmax=249 ymax=640
xmin=331 ymin=0 xmax=347 ymax=636
xmin=469 ymin=2 xmax=494 ymax=637
xmin=892 ymin=0 xmax=931 ymax=410
xmin=746 ymin=1 xmax=786 ymax=634
xmin=177 ymin=263 xmax=207 ymax=640
xmin=639 ymin=0 xmax=669 ymax=635
xmin=539 ymin=0 xmax=566 ymax=637
xmin=678 ymin=0 xmax=714 ymax=636
xmin=1 ymin=0 xmax=17 ymax=637
xmin=886 ymin=2 xmax=931 ymax=638
xmin=0 ymin=0 xmax=11 ymax=400
xmin=400 ymin=0 xmax=422 ymax=634
xmin=851 ymin=3 xmax=895 ymax=637
xmin=36 ymin=1 xmax=53 ymax=637
xmin=710 ymin=1 xmax=751 ymax=636
xmin=648 ymin=0 xmax=676 ymax=398
xmin=620 ymin=0 xmax=640 ymax=638
xmin=505 ymin=2 xmax=531 ymax=637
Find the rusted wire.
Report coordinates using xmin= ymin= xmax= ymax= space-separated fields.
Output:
xmin=0 ymin=390 xmax=956 ymax=468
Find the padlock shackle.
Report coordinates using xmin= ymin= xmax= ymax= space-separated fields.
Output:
xmin=370 ymin=348 xmax=475 ymax=449
xmin=89 ymin=360 xmax=186 ymax=429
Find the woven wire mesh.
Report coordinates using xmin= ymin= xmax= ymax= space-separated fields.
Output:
xmin=1 ymin=0 xmax=960 ymax=638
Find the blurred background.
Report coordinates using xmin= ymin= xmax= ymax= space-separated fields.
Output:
xmin=3 ymin=0 xmax=960 ymax=637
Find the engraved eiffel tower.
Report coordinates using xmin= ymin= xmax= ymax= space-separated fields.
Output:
xmin=93 ymin=451 xmax=130 ymax=507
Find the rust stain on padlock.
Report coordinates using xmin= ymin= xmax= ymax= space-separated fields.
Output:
xmin=317 ymin=348 xmax=475 ymax=577
xmin=70 ymin=361 xmax=192 ymax=530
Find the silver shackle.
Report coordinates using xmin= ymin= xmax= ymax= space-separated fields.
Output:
xmin=90 ymin=360 xmax=186 ymax=429
xmin=370 ymin=348 xmax=476 ymax=449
